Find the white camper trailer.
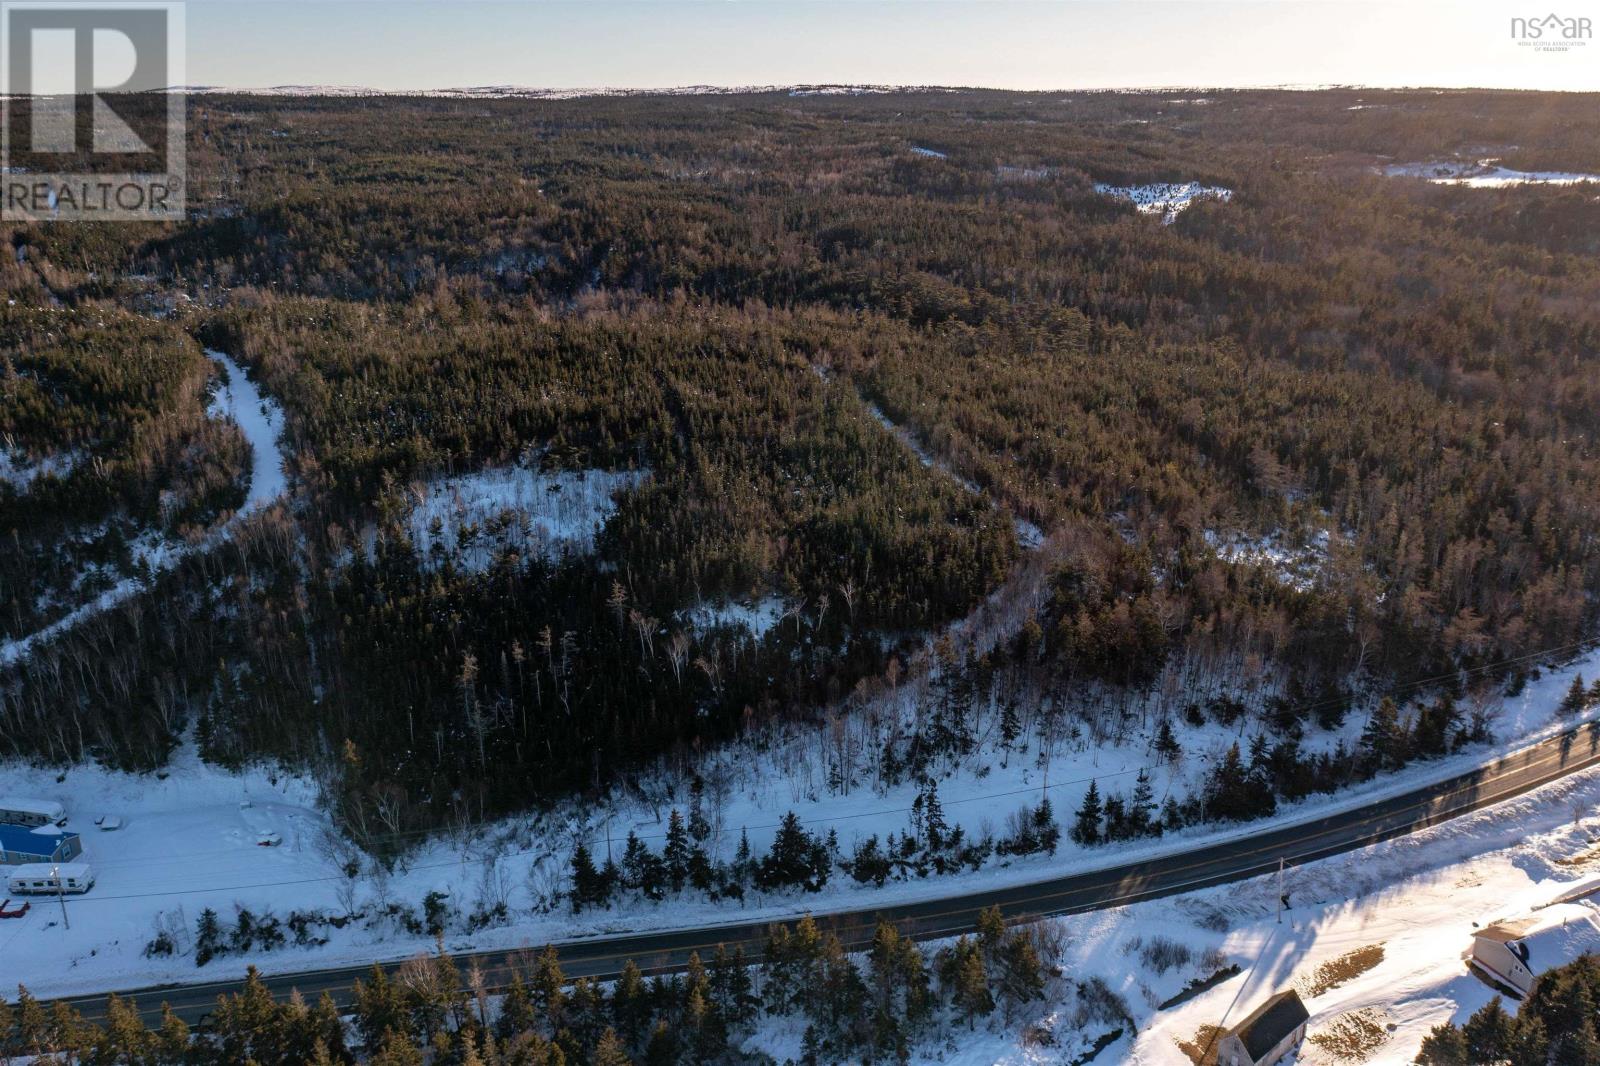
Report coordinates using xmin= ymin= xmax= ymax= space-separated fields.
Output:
xmin=0 ymin=798 xmax=67 ymax=828
xmin=7 ymin=863 xmax=95 ymax=895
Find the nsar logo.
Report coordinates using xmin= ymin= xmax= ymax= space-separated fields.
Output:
xmin=1510 ymin=12 xmax=1592 ymax=51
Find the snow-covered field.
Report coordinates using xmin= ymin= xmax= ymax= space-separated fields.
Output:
xmin=400 ymin=464 xmax=649 ymax=572
xmin=1094 ymin=181 xmax=1233 ymax=224
xmin=5 ymin=640 xmax=1598 ymax=1004
xmin=0 ymin=350 xmax=288 ymax=666
xmin=1382 ymin=160 xmax=1600 ymax=187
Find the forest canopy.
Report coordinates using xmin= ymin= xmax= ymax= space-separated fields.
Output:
xmin=2 ymin=87 xmax=1598 ymax=832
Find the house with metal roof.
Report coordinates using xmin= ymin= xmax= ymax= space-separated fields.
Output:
xmin=1472 ymin=902 xmax=1600 ymax=997
xmin=0 ymin=824 xmax=82 ymax=866
xmin=1215 ymin=989 xmax=1310 ymax=1066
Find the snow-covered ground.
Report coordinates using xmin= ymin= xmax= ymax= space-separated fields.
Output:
xmin=1205 ymin=528 xmax=1332 ymax=593
xmin=1382 ymin=160 xmax=1600 ymax=187
xmin=206 ymin=349 xmax=288 ymax=515
xmin=893 ymin=750 xmax=1600 ymax=1065
xmin=1094 ymin=181 xmax=1234 ymax=223
xmin=1126 ymin=767 xmax=1600 ymax=1065
xmin=0 ymin=350 xmax=289 ymax=666
xmin=676 ymin=597 xmax=788 ymax=639
xmin=6 ymin=641 xmax=1598 ymax=1004
xmin=400 ymin=465 xmax=650 ymax=572
xmin=911 ymin=145 xmax=949 ymax=159
xmin=0 ymin=445 xmax=82 ymax=492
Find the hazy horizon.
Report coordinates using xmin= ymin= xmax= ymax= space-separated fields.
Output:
xmin=181 ymin=0 xmax=1600 ymax=94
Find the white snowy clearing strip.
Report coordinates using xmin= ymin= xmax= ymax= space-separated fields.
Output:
xmin=1382 ymin=160 xmax=1600 ymax=187
xmin=1095 ymin=181 xmax=1234 ymax=224
xmin=206 ymin=348 xmax=288 ymax=516
xmin=910 ymin=145 xmax=948 ymax=159
xmin=402 ymin=466 xmax=649 ymax=573
xmin=0 ymin=350 xmax=288 ymax=666
xmin=864 ymin=400 xmax=1043 ymax=549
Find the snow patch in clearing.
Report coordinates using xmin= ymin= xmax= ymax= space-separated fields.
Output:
xmin=678 ymin=597 xmax=788 ymax=639
xmin=910 ymin=145 xmax=948 ymax=159
xmin=1382 ymin=159 xmax=1600 ymax=187
xmin=404 ymin=466 xmax=649 ymax=572
xmin=1095 ymin=181 xmax=1233 ymax=224
xmin=0 ymin=446 xmax=82 ymax=492
xmin=1204 ymin=528 xmax=1331 ymax=592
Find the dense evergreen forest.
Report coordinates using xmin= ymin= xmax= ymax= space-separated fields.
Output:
xmin=4 ymin=910 xmax=1069 ymax=1065
xmin=2 ymin=88 xmax=1599 ymax=836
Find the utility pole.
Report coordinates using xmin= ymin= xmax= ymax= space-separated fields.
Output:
xmin=52 ymin=863 xmax=69 ymax=930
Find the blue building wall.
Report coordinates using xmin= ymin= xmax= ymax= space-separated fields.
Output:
xmin=0 ymin=825 xmax=81 ymax=865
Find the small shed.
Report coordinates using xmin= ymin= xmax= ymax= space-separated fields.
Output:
xmin=0 ymin=797 xmax=66 ymax=828
xmin=1216 ymin=989 xmax=1310 ymax=1066
xmin=1472 ymin=903 xmax=1600 ymax=997
xmin=0 ymin=824 xmax=82 ymax=866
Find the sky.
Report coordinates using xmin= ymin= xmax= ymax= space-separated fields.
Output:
xmin=180 ymin=0 xmax=1600 ymax=92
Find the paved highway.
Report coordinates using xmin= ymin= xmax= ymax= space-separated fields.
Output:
xmin=57 ymin=720 xmax=1600 ymax=1028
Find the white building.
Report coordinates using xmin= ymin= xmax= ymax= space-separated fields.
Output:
xmin=1471 ymin=903 xmax=1600 ymax=996
xmin=0 ymin=797 xmax=67 ymax=828
xmin=7 ymin=862 xmax=95 ymax=895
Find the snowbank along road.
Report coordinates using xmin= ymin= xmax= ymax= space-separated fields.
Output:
xmin=53 ymin=719 xmax=1600 ymax=1028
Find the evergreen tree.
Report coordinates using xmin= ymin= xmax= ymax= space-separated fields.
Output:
xmin=1554 ymin=1018 xmax=1600 ymax=1066
xmin=942 ymin=938 xmax=994 ymax=1029
xmin=1359 ymin=697 xmax=1407 ymax=773
xmin=1129 ymin=769 xmax=1157 ymax=836
xmin=1033 ymin=797 xmax=1061 ymax=854
xmin=1416 ymin=1021 xmax=1470 ymax=1065
xmin=999 ymin=696 xmax=1022 ymax=755
xmin=1154 ymin=719 xmax=1183 ymax=762
xmin=757 ymin=812 xmax=828 ymax=892
xmin=195 ymin=907 xmax=224 ymax=966
xmin=531 ymin=946 xmax=567 ymax=1037
xmin=688 ymin=776 xmax=712 ymax=843
xmin=610 ymin=959 xmax=651 ymax=1049
xmin=1072 ymin=781 xmax=1103 ymax=845
xmin=663 ymin=810 xmax=690 ymax=892
xmin=496 ymin=974 xmax=536 ymax=1042
xmin=1562 ymin=674 xmax=1590 ymax=716
xmin=709 ymin=944 xmax=758 ymax=1029
xmin=976 ymin=905 xmax=1008 ymax=960
xmin=997 ymin=932 xmax=1047 ymax=1014
xmin=570 ymin=842 xmax=610 ymax=912
xmin=1462 ymin=997 xmax=1514 ymax=1064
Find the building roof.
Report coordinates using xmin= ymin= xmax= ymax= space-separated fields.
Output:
xmin=0 ymin=797 xmax=65 ymax=817
xmin=1477 ymin=904 xmax=1600 ymax=971
xmin=0 ymin=824 xmax=76 ymax=855
xmin=1227 ymin=989 xmax=1310 ymax=1063
xmin=8 ymin=862 xmax=91 ymax=879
